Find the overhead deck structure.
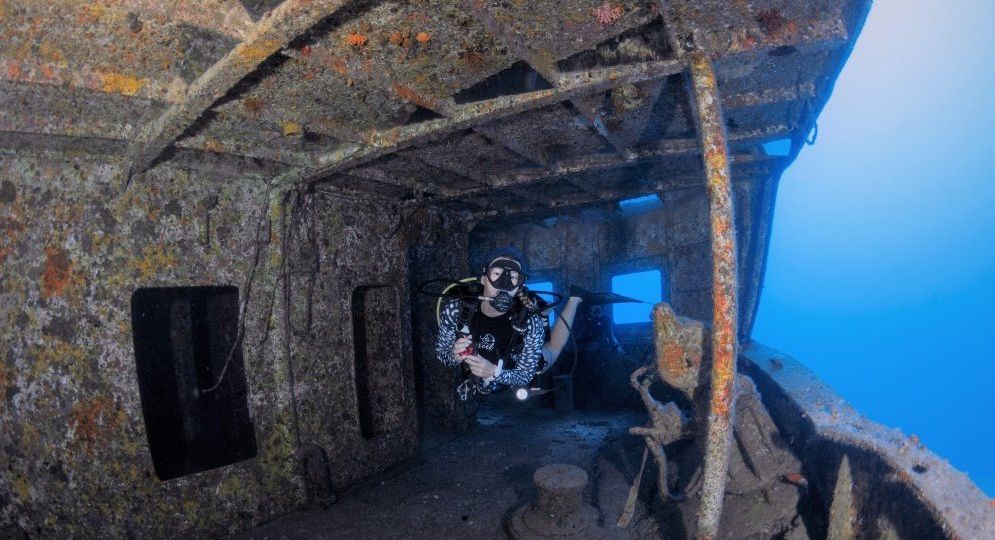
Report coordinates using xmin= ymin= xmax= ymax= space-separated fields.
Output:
xmin=18 ymin=2 xmax=995 ymax=540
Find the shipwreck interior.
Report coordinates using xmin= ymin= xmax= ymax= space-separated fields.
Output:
xmin=1 ymin=0 xmax=993 ymax=538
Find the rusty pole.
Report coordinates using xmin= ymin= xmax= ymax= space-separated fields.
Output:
xmin=687 ymin=52 xmax=739 ymax=540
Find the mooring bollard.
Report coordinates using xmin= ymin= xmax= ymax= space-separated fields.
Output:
xmin=508 ymin=464 xmax=600 ymax=539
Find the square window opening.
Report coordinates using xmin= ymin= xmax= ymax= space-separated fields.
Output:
xmin=131 ymin=286 xmax=257 ymax=481
xmin=618 ymin=194 xmax=663 ymax=216
xmin=611 ymin=270 xmax=664 ymax=324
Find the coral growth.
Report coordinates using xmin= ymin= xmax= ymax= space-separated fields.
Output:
xmin=592 ymin=2 xmax=623 ymax=25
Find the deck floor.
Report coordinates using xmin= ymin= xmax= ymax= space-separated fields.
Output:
xmin=240 ymin=398 xmax=645 ymax=539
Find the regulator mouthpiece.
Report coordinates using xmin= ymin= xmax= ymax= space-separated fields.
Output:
xmin=491 ymin=291 xmax=514 ymax=313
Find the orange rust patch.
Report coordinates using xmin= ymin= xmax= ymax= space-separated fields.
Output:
xmin=0 ymin=207 xmax=25 ymax=266
xmin=755 ymin=10 xmax=797 ymax=40
xmin=327 ymin=55 xmax=349 ymax=76
xmin=391 ymin=83 xmax=434 ymax=109
xmin=70 ymin=396 xmax=118 ymax=453
xmin=238 ymin=38 xmax=281 ymax=64
xmin=460 ymin=49 xmax=487 ymax=71
xmin=100 ymin=72 xmax=146 ymax=96
xmin=243 ymin=97 xmax=265 ymax=116
xmin=345 ymin=33 xmax=368 ymax=48
xmin=38 ymin=41 xmax=67 ymax=67
xmin=0 ymin=364 xmax=10 ymax=404
xmin=713 ymin=383 xmax=733 ymax=416
xmin=41 ymin=246 xmax=72 ymax=298
xmin=659 ymin=341 xmax=685 ymax=380
xmin=780 ymin=472 xmax=808 ymax=488
xmin=415 ymin=32 xmax=431 ymax=44
xmin=308 ymin=48 xmax=349 ymax=77
xmin=389 ymin=31 xmax=410 ymax=47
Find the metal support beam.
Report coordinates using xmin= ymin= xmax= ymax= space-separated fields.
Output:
xmin=428 ymin=151 xmax=777 ymax=208
xmin=481 ymin=127 xmax=788 ymax=190
xmin=293 ymin=45 xmax=554 ymax=173
xmin=274 ymin=58 xmax=684 ymax=187
xmin=688 ymin=52 xmax=739 ymax=540
xmin=405 ymin=154 xmax=550 ymax=207
xmin=462 ymin=170 xmax=764 ymax=222
xmin=126 ymin=0 xmax=350 ymax=179
xmin=346 ymin=164 xmax=453 ymax=196
xmin=466 ymin=1 xmax=635 ymax=157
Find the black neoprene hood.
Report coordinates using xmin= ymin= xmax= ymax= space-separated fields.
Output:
xmin=479 ymin=245 xmax=529 ymax=276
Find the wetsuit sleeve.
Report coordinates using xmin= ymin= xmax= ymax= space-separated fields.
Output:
xmin=436 ymin=298 xmax=462 ymax=368
xmin=495 ymin=313 xmax=544 ymax=387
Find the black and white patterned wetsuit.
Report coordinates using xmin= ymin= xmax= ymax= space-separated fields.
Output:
xmin=436 ymin=298 xmax=545 ymax=393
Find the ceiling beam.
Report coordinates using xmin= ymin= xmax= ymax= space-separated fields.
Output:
xmin=175 ymin=134 xmax=316 ymax=167
xmin=472 ymin=125 xmax=552 ymax=167
xmin=345 ymin=164 xmax=453 ymax=196
xmin=471 ymin=169 xmax=767 ymax=223
xmin=125 ymin=0 xmax=351 ymax=179
xmin=418 ymin=154 xmax=783 ymax=210
xmin=272 ymin=58 xmax=685 ymax=187
xmin=722 ymin=82 xmax=816 ymax=109
xmin=291 ymin=45 xmax=554 ymax=170
xmin=423 ymin=125 xmax=790 ymax=204
xmin=465 ymin=1 xmax=637 ymax=157
xmin=403 ymin=154 xmax=551 ymax=207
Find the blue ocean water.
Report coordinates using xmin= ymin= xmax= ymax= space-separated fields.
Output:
xmin=752 ymin=0 xmax=995 ymax=495
xmin=612 ymin=270 xmax=664 ymax=324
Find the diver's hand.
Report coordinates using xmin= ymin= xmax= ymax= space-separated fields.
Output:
xmin=464 ymin=355 xmax=497 ymax=379
xmin=453 ymin=336 xmax=473 ymax=359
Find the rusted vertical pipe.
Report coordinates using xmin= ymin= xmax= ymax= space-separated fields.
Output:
xmin=687 ymin=52 xmax=739 ymax=540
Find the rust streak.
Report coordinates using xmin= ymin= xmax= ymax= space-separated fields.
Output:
xmin=41 ymin=246 xmax=72 ymax=298
xmin=688 ymin=51 xmax=739 ymax=540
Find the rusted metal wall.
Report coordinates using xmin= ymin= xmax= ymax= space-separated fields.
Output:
xmin=0 ymin=153 xmax=299 ymax=537
xmin=471 ymin=209 xmax=641 ymax=301
xmin=469 ymin=194 xmax=757 ymax=329
xmin=282 ymin=189 xmax=419 ymax=489
xmin=405 ymin=209 xmax=476 ymax=432
xmin=0 ymin=151 xmax=445 ymax=536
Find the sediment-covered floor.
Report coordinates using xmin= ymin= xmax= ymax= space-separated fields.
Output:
xmin=241 ymin=399 xmax=644 ymax=539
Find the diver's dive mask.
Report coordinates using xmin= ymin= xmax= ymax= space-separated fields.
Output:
xmin=484 ymin=259 xmax=524 ymax=313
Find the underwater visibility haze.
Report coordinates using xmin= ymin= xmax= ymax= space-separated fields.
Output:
xmin=752 ymin=0 xmax=995 ymax=495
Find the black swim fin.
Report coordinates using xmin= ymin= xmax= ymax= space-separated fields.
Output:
xmin=568 ymin=285 xmax=645 ymax=304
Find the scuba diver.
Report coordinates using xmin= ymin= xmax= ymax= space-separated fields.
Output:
xmin=431 ymin=246 xmax=641 ymax=401
xmin=435 ymin=247 xmax=545 ymax=400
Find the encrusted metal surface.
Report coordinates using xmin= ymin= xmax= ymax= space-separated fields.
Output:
xmin=687 ymin=51 xmax=739 ymax=540
xmin=0 ymin=0 xmax=866 ymax=212
xmin=742 ymin=342 xmax=995 ymax=540
xmin=0 ymin=154 xmax=301 ymax=537
xmin=0 ymin=0 xmax=877 ymax=536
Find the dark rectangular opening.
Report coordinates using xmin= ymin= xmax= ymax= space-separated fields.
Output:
xmin=131 ymin=286 xmax=257 ymax=480
xmin=452 ymin=61 xmax=553 ymax=104
xmin=352 ymin=285 xmax=402 ymax=439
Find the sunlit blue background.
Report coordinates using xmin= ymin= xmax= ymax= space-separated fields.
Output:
xmin=612 ymin=270 xmax=664 ymax=323
xmin=752 ymin=0 xmax=995 ymax=495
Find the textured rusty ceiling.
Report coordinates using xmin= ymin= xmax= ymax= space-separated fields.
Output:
xmin=0 ymin=0 xmax=868 ymax=219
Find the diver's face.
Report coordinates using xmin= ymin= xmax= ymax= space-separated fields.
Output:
xmin=480 ymin=258 xmax=522 ymax=298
